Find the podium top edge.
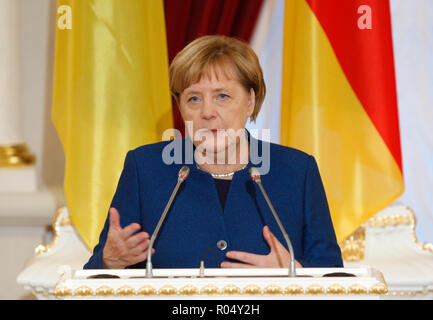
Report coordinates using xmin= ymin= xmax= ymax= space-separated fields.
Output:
xmin=72 ymin=266 xmax=375 ymax=279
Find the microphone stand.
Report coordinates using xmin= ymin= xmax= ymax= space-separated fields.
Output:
xmin=145 ymin=166 xmax=189 ymax=278
xmin=250 ymin=168 xmax=296 ymax=277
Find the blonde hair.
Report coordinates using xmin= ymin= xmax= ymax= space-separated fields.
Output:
xmin=169 ymin=35 xmax=266 ymax=122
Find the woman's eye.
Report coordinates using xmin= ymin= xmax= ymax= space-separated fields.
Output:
xmin=188 ymin=96 xmax=199 ymax=102
xmin=218 ymin=93 xmax=229 ymax=100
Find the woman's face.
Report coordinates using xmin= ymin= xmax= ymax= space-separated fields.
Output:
xmin=179 ymin=63 xmax=255 ymax=155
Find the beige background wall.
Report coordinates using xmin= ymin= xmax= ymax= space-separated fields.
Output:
xmin=0 ymin=0 xmax=64 ymax=300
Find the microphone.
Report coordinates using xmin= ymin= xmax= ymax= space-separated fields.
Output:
xmin=249 ymin=167 xmax=296 ymax=277
xmin=145 ymin=165 xmax=190 ymax=278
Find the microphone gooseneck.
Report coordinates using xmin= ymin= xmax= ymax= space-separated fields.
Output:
xmin=249 ymin=167 xmax=296 ymax=277
xmin=145 ymin=166 xmax=190 ymax=278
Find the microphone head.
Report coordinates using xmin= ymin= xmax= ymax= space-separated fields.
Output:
xmin=178 ymin=165 xmax=190 ymax=182
xmin=249 ymin=167 xmax=261 ymax=183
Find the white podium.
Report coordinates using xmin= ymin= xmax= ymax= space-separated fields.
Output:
xmin=19 ymin=205 xmax=433 ymax=300
xmin=16 ymin=207 xmax=389 ymax=300
xmin=52 ymin=266 xmax=387 ymax=300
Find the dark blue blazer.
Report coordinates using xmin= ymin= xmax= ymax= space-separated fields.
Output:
xmin=84 ymin=135 xmax=343 ymax=269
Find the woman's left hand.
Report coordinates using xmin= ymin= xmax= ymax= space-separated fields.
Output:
xmin=220 ymin=225 xmax=302 ymax=268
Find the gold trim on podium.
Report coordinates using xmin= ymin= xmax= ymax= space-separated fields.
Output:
xmin=95 ymin=286 xmax=115 ymax=296
xmin=53 ymin=286 xmax=72 ymax=297
xmin=179 ymin=285 xmax=198 ymax=295
xmin=305 ymin=284 xmax=325 ymax=295
xmin=263 ymin=284 xmax=283 ymax=295
xmin=348 ymin=284 xmax=367 ymax=295
xmin=35 ymin=207 xmax=72 ymax=255
xmin=74 ymin=286 xmax=93 ymax=296
xmin=137 ymin=285 xmax=157 ymax=296
xmin=340 ymin=227 xmax=366 ymax=262
xmin=53 ymin=280 xmax=389 ymax=298
xmin=200 ymin=284 xmax=220 ymax=295
xmin=326 ymin=284 xmax=346 ymax=295
xmin=243 ymin=284 xmax=262 ymax=295
xmin=159 ymin=285 xmax=177 ymax=295
xmin=222 ymin=284 xmax=241 ymax=295
xmin=340 ymin=206 xmax=433 ymax=262
xmin=285 ymin=284 xmax=304 ymax=295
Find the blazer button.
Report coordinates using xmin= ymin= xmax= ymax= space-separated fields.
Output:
xmin=217 ymin=240 xmax=227 ymax=251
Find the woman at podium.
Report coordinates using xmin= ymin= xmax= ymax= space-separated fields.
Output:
xmin=84 ymin=35 xmax=343 ymax=270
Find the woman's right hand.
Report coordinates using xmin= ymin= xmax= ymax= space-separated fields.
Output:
xmin=102 ymin=207 xmax=154 ymax=269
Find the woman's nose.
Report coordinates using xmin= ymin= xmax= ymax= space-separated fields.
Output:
xmin=200 ymin=98 xmax=217 ymax=119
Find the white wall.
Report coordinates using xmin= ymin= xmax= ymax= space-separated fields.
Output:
xmin=390 ymin=0 xmax=433 ymax=244
xmin=0 ymin=0 xmax=64 ymax=300
xmin=21 ymin=0 xmax=64 ymax=188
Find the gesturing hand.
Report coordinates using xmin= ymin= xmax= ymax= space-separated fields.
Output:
xmin=102 ymin=207 xmax=154 ymax=269
xmin=220 ymin=226 xmax=302 ymax=268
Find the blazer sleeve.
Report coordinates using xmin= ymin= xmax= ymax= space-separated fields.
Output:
xmin=83 ymin=150 xmax=142 ymax=269
xmin=297 ymin=155 xmax=344 ymax=268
